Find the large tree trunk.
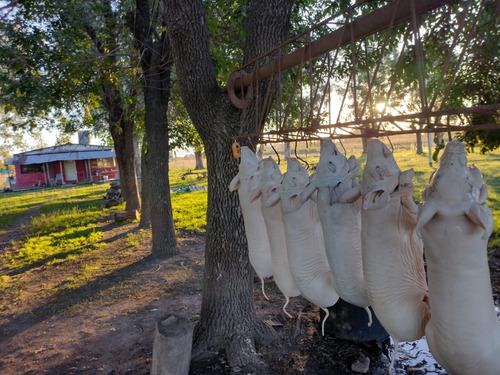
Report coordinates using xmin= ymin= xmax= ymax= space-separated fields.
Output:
xmin=283 ymin=142 xmax=291 ymax=159
xmin=105 ymin=88 xmax=141 ymax=212
xmin=130 ymin=0 xmax=178 ymax=257
xmin=133 ymin=132 xmax=142 ymax=177
xmin=139 ymin=133 xmax=151 ymax=228
xmin=165 ymin=0 xmax=293 ymax=366
xmin=194 ymin=150 xmax=204 ymax=170
xmin=416 ymin=132 xmax=423 ymax=154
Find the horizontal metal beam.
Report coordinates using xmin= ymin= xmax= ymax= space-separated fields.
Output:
xmin=252 ymin=123 xmax=500 ymax=144
xmin=234 ymin=103 xmax=500 ymax=142
xmin=229 ymin=0 xmax=456 ymax=97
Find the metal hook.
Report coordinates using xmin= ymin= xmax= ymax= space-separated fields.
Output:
xmin=294 ymin=141 xmax=309 ymax=170
xmin=270 ymin=143 xmax=281 ymax=165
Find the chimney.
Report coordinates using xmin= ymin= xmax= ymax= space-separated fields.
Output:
xmin=78 ymin=130 xmax=91 ymax=145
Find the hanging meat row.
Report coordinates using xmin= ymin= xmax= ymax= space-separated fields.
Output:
xmin=230 ymin=138 xmax=499 ymax=375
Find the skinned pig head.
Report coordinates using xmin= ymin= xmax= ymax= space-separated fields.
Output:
xmin=229 ymin=146 xmax=262 ymax=201
xmin=259 ymin=157 xmax=284 ymax=207
xmin=422 ymin=140 xmax=475 ymax=204
xmin=417 ymin=140 xmax=493 ymax=239
xmin=362 ymin=139 xmax=404 ymax=210
xmin=281 ymin=158 xmax=310 ymax=213
xmin=301 ymin=138 xmax=359 ymax=205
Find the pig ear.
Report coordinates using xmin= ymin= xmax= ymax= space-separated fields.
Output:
xmin=478 ymin=184 xmax=488 ymax=204
xmin=300 ymin=174 xmax=317 ymax=203
xmin=363 ymin=189 xmax=391 ymax=210
xmin=229 ymin=175 xmax=240 ymax=191
xmin=249 ymin=189 xmax=262 ymax=202
xmin=466 ymin=202 xmax=494 ymax=240
xmin=248 ymin=174 xmax=260 ymax=192
xmin=282 ymin=194 xmax=302 ymax=213
xmin=416 ymin=202 xmax=437 ymax=238
xmin=347 ymin=155 xmax=357 ymax=170
xmin=338 ymin=186 xmax=361 ymax=204
xmin=264 ymin=190 xmax=281 ymax=207
xmin=422 ymin=170 xmax=436 ymax=200
xmin=382 ymin=145 xmax=392 ymax=158
xmin=400 ymin=168 xmax=414 ymax=183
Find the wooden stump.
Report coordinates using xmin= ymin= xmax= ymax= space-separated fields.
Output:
xmin=114 ymin=210 xmax=138 ymax=222
xmin=151 ymin=315 xmax=195 ymax=375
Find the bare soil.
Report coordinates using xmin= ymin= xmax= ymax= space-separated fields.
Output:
xmin=0 ymin=210 xmax=499 ymax=375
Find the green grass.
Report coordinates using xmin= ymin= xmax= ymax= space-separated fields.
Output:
xmin=124 ymin=229 xmax=151 ymax=247
xmin=1 ymin=185 xmax=109 ymax=270
xmin=0 ymin=175 xmax=209 ymax=273
xmin=171 ymin=190 xmax=207 ymax=232
xmin=0 ymin=184 xmax=106 ymax=234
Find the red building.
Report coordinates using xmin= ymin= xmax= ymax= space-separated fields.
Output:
xmin=6 ymin=143 xmax=119 ymax=189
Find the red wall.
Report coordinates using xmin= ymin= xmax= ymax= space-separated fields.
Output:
xmin=14 ymin=165 xmax=47 ymax=188
xmin=14 ymin=158 xmax=119 ymax=188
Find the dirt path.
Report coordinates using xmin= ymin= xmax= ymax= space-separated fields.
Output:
xmin=0 ymin=215 xmax=206 ymax=374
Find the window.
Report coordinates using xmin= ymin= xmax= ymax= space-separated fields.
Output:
xmin=20 ymin=164 xmax=44 ymax=174
xmin=91 ymin=158 xmax=115 ymax=168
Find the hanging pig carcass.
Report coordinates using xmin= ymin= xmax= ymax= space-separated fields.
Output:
xmin=250 ymin=157 xmax=301 ymax=318
xmin=361 ymin=139 xmax=430 ymax=373
xmin=300 ymin=139 xmax=371 ymax=325
xmin=266 ymin=157 xmax=339 ymax=335
xmin=229 ymin=146 xmax=273 ymax=298
xmin=417 ymin=140 xmax=499 ymax=375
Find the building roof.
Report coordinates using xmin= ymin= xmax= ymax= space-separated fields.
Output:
xmin=6 ymin=143 xmax=116 ymax=166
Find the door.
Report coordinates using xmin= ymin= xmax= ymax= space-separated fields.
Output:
xmin=64 ymin=160 xmax=78 ymax=181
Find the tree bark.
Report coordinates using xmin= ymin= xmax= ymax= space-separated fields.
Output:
xmin=165 ymin=0 xmax=293 ymax=366
xmin=416 ymin=132 xmax=423 ymax=154
xmin=133 ymin=131 xmax=142 ymax=177
xmin=283 ymin=142 xmax=291 ymax=159
xmin=130 ymin=0 xmax=178 ymax=257
xmin=194 ymin=150 xmax=204 ymax=170
xmin=105 ymin=88 xmax=141 ymax=212
xmin=139 ymin=133 xmax=151 ymax=228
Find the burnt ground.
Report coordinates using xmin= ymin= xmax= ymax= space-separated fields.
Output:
xmin=0 ymin=210 xmax=499 ymax=375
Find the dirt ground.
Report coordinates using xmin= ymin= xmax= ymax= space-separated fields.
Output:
xmin=1 ymin=210 xmax=500 ymax=375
